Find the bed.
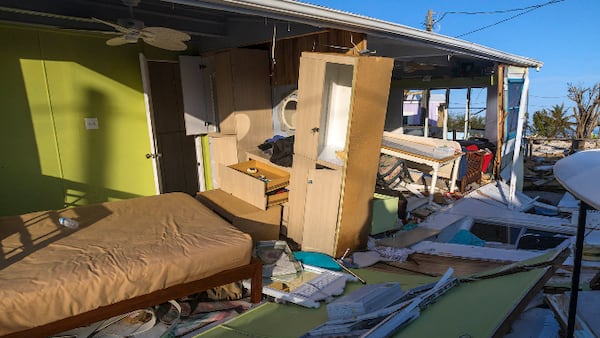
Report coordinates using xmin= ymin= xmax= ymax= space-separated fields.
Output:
xmin=0 ymin=192 xmax=262 ymax=337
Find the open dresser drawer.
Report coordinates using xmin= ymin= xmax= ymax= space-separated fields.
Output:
xmin=219 ymin=160 xmax=290 ymax=210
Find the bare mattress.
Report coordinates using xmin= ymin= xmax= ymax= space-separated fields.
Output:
xmin=0 ymin=192 xmax=253 ymax=336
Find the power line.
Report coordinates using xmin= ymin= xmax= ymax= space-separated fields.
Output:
xmin=435 ymin=0 xmax=563 ymax=23
xmin=432 ymin=0 xmax=564 ymax=38
xmin=530 ymin=95 xmax=567 ymax=99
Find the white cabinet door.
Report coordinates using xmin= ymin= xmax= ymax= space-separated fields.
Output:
xmin=179 ymin=55 xmax=218 ymax=135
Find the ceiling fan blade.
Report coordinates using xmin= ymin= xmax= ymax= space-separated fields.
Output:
xmin=91 ymin=17 xmax=132 ymax=34
xmin=142 ymin=27 xmax=191 ymax=42
xmin=106 ymin=36 xmax=137 ymax=46
xmin=142 ymin=37 xmax=188 ymax=51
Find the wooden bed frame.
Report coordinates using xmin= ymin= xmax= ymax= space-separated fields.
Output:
xmin=3 ymin=258 xmax=262 ymax=338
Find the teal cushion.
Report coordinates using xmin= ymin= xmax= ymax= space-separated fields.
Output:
xmin=449 ymin=229 xmax=486 ymax=247
xmin=293 ymin=251 xmax=341 ymax=271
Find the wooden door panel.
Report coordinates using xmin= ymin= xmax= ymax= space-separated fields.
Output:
xmin=147 ymin=61 xmax=199 ymax=195
xmin=294 ymin=56 xmax=327 ymax=160
xmin=301 ymin=168 xmax=342 ymax=255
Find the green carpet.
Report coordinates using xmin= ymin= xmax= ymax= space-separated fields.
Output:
xmin=195 ymin=265 xmax=549 ymax=338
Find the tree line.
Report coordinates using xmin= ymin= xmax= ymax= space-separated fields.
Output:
xmin=528 ymin=83 xmax=600 ymax=140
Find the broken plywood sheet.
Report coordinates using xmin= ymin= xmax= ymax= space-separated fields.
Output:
xmin=413 ymin=213 xmax=474 ymax=243
xmin=410 ymin=240 xmax=543 ymax=263
xmin=375 ymin=227 xmax=441 ymax=248
xmin=472 ymin=181 xmax=560 ymax=213
xmin=196 ymin=264 xmax=560 ymax=338
xmin=557 ymin=191 xmax=579 ymax=213
xmin=376 ymin=254 xmax=506 ymax=277
xmin=469 ymin=181 xmax=537 ymax=211
xmin=399 ymin=265 xmax=563 ymax=337
xmin=443 ymin=197 xmax=574 ymax=235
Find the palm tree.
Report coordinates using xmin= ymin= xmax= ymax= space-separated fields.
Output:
xmin=532 ymin=109 xmax=554 ymax=137
xmin=549 ymin=103 xmax=574 ymax=137
xmin=531 ymin=104 xmax=573 ymax=138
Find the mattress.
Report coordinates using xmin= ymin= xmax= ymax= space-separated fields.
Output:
xmin=0 ymin=192 xmax=252 ymax=336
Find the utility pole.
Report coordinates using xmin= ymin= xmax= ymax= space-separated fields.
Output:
xmin=426 ymin=9 xmax=433 ymax=31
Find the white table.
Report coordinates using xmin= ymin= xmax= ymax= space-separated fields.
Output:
xmin=381 ymin=135 xmax=462 ymax=205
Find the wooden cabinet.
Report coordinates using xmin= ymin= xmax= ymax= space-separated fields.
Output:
xmin=287 ymin=52 xmax=394 ymax=257
xmin=211 ymin=49 xmax=273 ymax=162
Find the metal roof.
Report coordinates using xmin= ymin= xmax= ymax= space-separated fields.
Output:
xmin=165 ymin=0 xmax=543 ymax=69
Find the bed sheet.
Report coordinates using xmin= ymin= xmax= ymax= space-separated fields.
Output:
xmin=0 ymin=192 xmax=252 ymax=336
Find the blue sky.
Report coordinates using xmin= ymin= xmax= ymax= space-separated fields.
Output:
xmin=302 ymin=0 xmax=598 ymax=115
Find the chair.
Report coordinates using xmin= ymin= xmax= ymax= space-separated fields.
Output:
xmin=460 ymin=150 xmax=484 ymax=193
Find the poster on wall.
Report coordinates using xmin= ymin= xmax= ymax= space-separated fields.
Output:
xmin=506 ymin=78 xmax=525 ymax=141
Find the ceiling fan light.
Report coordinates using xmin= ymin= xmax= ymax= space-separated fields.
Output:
xmin=123 ymin=32 xmax=139 ymax=42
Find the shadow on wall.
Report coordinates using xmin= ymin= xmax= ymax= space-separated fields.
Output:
xmin=0 ymin=25 xmax=155 ymax=216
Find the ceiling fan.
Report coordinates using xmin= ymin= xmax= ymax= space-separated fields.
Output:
xmin=92 ymin=17 xmax=191 ymax=51
xmin=0 ymin=1 xmax=191 ymax=51
xmin=91 ymin=0 xmax=190 ymax=51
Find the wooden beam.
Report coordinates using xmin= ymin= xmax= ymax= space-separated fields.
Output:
xmin=494 ymin=64 xmax=505 ymax=179
xmin=392 ymin=76 xmax=493 ymax=90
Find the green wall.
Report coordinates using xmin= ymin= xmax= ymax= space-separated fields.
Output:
xmin=0 ymin=24 xmax=159 ymax=216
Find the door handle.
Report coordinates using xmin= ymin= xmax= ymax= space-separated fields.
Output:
xmin=145 ymin=153 xmax=162 ymax=159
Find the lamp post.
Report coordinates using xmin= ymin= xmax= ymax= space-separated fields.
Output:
xmin=553 ymin=149 xmax=600 ymax=338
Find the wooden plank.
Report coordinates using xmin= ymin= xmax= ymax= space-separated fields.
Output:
xmin=494 ymin=64 xmax=505 ymax=177
xmin=301 ymin=168 xmax=342 ymax=255
xmin=335 ymin=56 xmax=394 ymax=257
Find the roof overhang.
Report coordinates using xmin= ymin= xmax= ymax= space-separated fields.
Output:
xmin=165 ymin=0 xmax=543 ymax=69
